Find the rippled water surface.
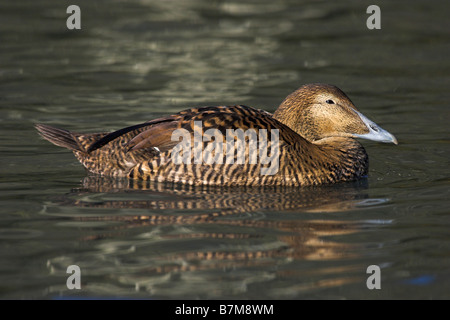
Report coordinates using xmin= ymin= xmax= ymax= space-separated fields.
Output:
xmin=0 ymin=0 xmax=449 ymax=299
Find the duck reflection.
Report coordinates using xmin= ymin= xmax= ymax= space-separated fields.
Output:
xmin=68 ymin=175 xmax=371 ymax=211
xmin=45 ymin=177 xmax=389 ymax=297
xmin=58 ymin=177 xmax=373 ymax=253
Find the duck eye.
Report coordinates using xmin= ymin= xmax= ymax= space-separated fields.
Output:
xmin=326 ymin=99 xmax=335 ymax=104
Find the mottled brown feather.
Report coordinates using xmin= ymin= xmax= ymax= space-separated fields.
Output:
xmin=125 ymin=120 xmax=180 ymax=152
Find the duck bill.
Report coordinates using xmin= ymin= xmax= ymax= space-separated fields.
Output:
xmin=353 ymin=110 xmax=398 ymax=145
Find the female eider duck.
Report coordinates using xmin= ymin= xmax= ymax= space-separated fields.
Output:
xmin=36 ymin=84 xmax=397 ymax=187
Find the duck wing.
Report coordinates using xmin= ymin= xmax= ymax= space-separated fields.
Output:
xmin=86 ymin=116 xmax=177 ymax=153
xmin=117 ymin=105 xmax=307 ymax=154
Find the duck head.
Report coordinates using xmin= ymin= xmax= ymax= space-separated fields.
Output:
xmin=273 ymin=83 xmax=397 ymax=145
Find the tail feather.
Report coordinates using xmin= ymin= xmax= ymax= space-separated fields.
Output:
xmin=35 ymin=124 xmax=82 ymax=151
xmin=35 ymin=123 xmax=157 ymax=177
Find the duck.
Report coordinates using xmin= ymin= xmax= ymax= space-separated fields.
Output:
xmin=35 ymin=83 xmax=397 ymax=187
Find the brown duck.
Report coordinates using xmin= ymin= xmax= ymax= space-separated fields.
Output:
xmin=36 ymin=83 xmax=397 ymax=187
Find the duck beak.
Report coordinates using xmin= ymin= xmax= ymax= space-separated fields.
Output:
xmin=353 ymin=110 xmax=398 ymax=145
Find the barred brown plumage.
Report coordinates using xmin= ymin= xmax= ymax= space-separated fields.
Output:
xmin=35 ymin=83 xmax=397 ymax=186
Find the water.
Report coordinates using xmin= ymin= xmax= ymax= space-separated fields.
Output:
xmin=0 ymin=0 xmax=449 ymax=299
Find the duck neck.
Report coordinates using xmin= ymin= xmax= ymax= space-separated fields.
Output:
xmin=289 ymin=137 xmax=369 ymax=185
xmin=318 ymin=137 xmax=368 ymax=181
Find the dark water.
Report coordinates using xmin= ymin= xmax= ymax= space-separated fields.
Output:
xmin=0 ymin=0 xmax=449 ymax=299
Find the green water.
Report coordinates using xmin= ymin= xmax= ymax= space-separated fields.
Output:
xmin=0 ymin=0 xmax=449 ymax=299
